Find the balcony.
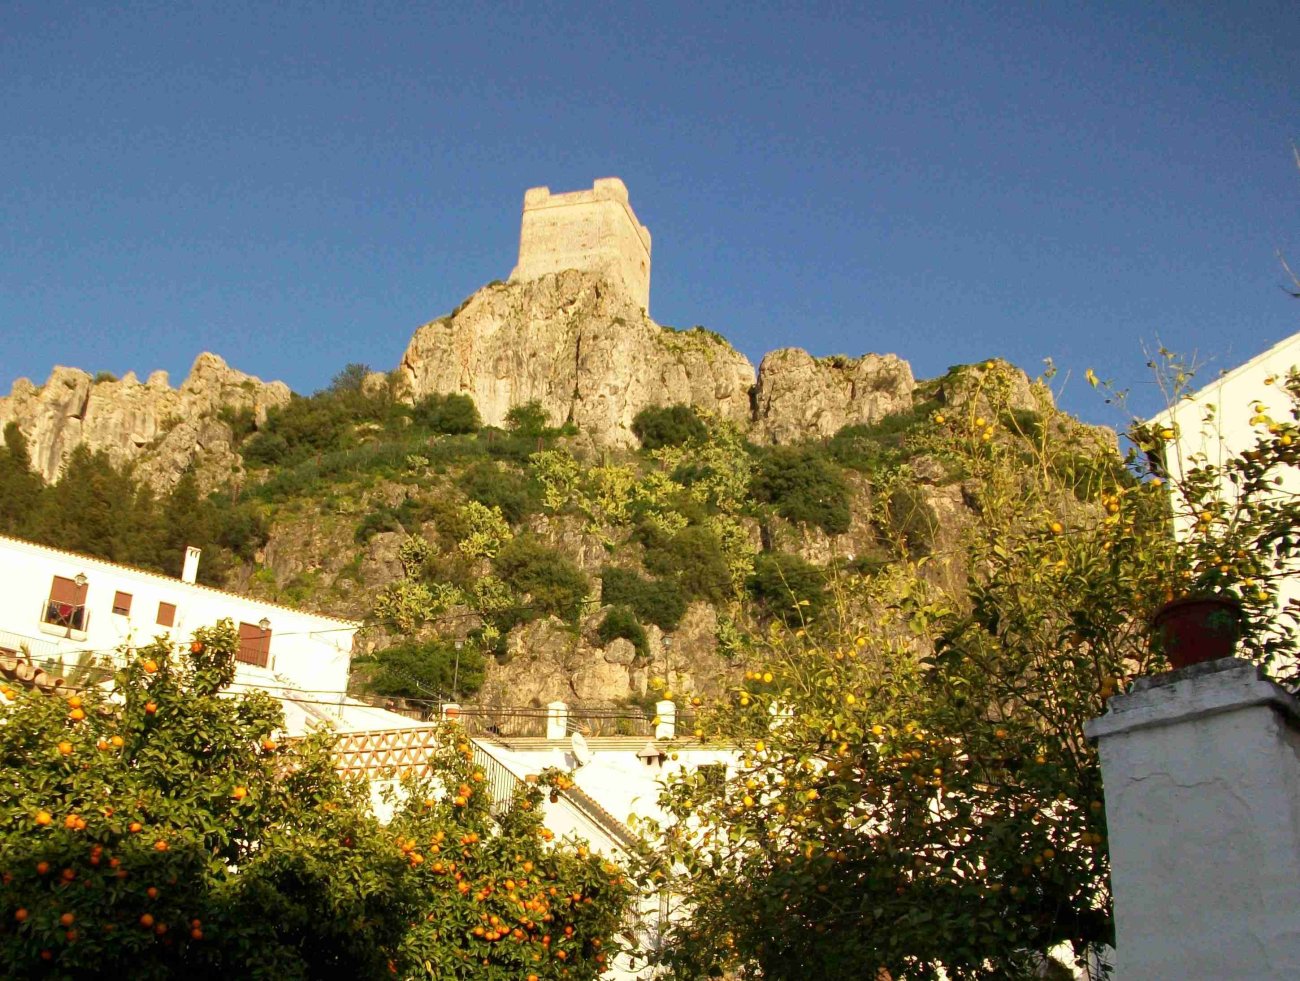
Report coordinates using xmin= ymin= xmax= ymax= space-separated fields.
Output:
xmin=39 ymin=600 xmax=89 ymax=641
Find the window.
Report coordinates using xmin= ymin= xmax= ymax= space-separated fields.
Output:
xmin=44 ymin=576 xmax=88 ymax=631
xmin=156 ymin=602 xmax=176 ymax=628
xmin=112 ymin=591 xmax=132 ymax=616
xmin=237 ymin=621 xmax=272 ymax=667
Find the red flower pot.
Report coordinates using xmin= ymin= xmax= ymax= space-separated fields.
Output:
xmin=1150 ymin=596 xmax=1243 ymax=669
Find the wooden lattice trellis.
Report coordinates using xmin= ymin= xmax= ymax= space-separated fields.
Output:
xmin=331 ymin=725 xmax=441 ymax=779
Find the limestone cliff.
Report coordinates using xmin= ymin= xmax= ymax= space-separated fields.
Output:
xmin=753 ymin=349 xmax=916 ymax=444
xmin=399 ymin=269 xmax=923 ymax=449
xmin=399 ymin=270 xmax=756 ymax=446
xmin=0 ymin=354 xmax=290 ymax=491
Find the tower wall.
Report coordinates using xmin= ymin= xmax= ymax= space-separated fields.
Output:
xmin=509 ymin=178 xmax=652 ymax=314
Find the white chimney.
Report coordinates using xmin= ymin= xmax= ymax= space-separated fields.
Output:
xmin=181 ymin=546 xmax=201 ymax=584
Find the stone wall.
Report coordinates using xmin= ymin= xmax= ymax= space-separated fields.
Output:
xmin=510 ymin=178 xmax=652 ymax=314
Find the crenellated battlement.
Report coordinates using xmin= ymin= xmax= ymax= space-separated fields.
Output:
xmin=509 ymin=178 xmax=652 ymax=313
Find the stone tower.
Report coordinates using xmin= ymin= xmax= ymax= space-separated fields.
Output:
xmin=509 ymin=177 xmax=652 ymax=314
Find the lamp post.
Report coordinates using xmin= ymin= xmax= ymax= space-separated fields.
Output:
xmin=258 ymin=617 xmax=271 ymax=668
xmin=452 ymin=639 xmax=463 ymax=698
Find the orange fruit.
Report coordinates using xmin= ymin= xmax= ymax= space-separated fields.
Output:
xmin=153 ymin=840 xmax=168 ymax=852
xmin=142 ymin=660 xmax=158 ymax=674
xmin=14 ymin=908 xmax=28 ymax=922
xmin=144 ymin=702 xmax=157 ymax=715
xmin=139 ymin=913 xmax=154 ymax=928
xmin=34 ymin=810 xmax=52 ymax=826
xmin=59 ymin=912 xmax=75 ymax=927
xmin=57 ymin=742 xmax=73 ymax=756
xmin=129 ymin=822 xmax=143 ymax=833
xmin=232 ymin=786 xmax=248 ymax=801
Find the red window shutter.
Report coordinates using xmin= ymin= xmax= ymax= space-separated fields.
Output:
xmin=237 ymin=622 xmax=271 ymax=667
xmin=112 ymin=591 xmax=132 ymax=616
xmin=156 ymin=602 xmax=176 ymax=628
xmin=49 ymin=576 xmax=87 ymax=606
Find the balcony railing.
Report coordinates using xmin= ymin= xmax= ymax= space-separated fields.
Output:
xmin=40 ymin=601 xmax=88 ymax=639
xmin=470 ymin=741 xmax=529 ymax=818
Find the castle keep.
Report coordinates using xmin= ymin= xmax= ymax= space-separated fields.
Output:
xmin=509 ymin=177 xmax=652 ymax=314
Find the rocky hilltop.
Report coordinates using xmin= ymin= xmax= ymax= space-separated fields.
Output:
xmin=0 ymin=353 xmax=290 ymax=491
xmin=398 ymin=271 xmax=755 ymax=445
xmin=398 ymin=269 xmax=917 ymax=448
xmin=2 ymin=269 xmax=921 ymax=484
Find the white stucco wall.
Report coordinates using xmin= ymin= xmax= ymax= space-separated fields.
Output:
xmin=1151 ymin=332 xmax=1300 ymax=624
xmin=0 ymin=534 xmax=357 ymax=695
xmin=1085 ymin=658 xmax=1300 ymax=980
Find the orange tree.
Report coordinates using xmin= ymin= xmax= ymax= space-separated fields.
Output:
xmin=640 ymin=364 xmax=1300 ymax=979
xmin=0 ymin=621 xmax=631 ymax=979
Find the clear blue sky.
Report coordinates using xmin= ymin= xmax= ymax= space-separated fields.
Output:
xmin=2 ymin=1 xmax=1296 ymax=424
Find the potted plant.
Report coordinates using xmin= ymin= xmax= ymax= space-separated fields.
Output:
xmin=1149 ymin=593 xmax=1243 ymax=669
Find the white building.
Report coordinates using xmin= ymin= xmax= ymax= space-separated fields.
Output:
xmin=1150 ymin=331 xmax=1300 ymax=620
xmin=0 ymin=532 xmax=358 ymax=706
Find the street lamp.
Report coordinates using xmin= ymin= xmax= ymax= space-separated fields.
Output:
xmin=258 ymin=618 xmax=271 ymax=668
xmin=452 ymin=639 xmax=464 ymax=697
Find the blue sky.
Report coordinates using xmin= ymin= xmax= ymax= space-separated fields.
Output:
xmin=2 ymin=1 xmax=1296 ymax=424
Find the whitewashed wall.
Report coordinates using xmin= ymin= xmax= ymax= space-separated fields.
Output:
xmin=1086 ymin=659 xmax=1300 ymax=980
xmin=0 ymin=534 xmax=356 ymax=694
xmin=1153 ymin=332 xmax=1300 ymax=622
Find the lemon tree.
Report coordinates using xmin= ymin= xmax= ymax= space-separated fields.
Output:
xmin=644 ymin=364 xmax=1300 ymax=979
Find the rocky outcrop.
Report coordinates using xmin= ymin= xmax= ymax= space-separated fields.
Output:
xmin=0 ymin=354 xmax=290 ymax=491
xmin=753 ymin=349 xmax=916 ymax=444
xmin=398 ymin=270 xmax=756 ymax=448
xmin=932 ymin=359 xmax=1044 ymax=416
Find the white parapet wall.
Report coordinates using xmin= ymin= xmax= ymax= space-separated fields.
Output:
xmin=1085 ymin=658 xmax=1300 ymax=980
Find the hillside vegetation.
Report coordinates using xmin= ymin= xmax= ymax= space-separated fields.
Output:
xmin=0 ymin=353 xmax=1121 ymax=711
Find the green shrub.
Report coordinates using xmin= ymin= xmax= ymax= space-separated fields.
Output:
xmin=828 ymin=403 xmax=937 ymax=473
xmin=355 ymin=637 xmax=484 ymax=701
xmin=217 ymin=404 xmax=259 ymax=445
xmin=493 ymin=536 xmax=589 ymax=623
xmin=506 ymin=401 xmax=550 ymax=437
xmin=411 ymin=392 xmax=481 ymax=434
xmin=748 ymin=551 xmax=826 ymax=624
xmin=597 ymin=606 xmax=648 ymax=658
xmin=355 ymin=507 xmax=406 ymax=543
xmin=632 ymin=404 xmax=707 ymax=450
xmin=327 ymin=362 xmax=372 ymax=394
xmin=884 ymin=483 xmax=940 ymax=556
xmin=462 ymin=461 xmax=541 ymax=524
xmin=92 ymin=371 xmax=117 ymax=384
xmin=600 ymin=566 xmax=688 ymax=630
xmin=752 ymin=446 xmax=852 ymax=535
xmin=643 ymin=524 xmax=733 ymax=604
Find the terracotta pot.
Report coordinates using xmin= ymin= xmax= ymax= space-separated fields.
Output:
xmin=1150 ymin=596 xmax=1243 ymax=669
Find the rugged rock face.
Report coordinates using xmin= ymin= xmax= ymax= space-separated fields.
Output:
xmin=0 ymin=354 xmax=290 ymax=491
xmin=398 ymin=270 xmax=756 ymax=447
xmin=753 ymin=349 xmax=916 ymax=444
